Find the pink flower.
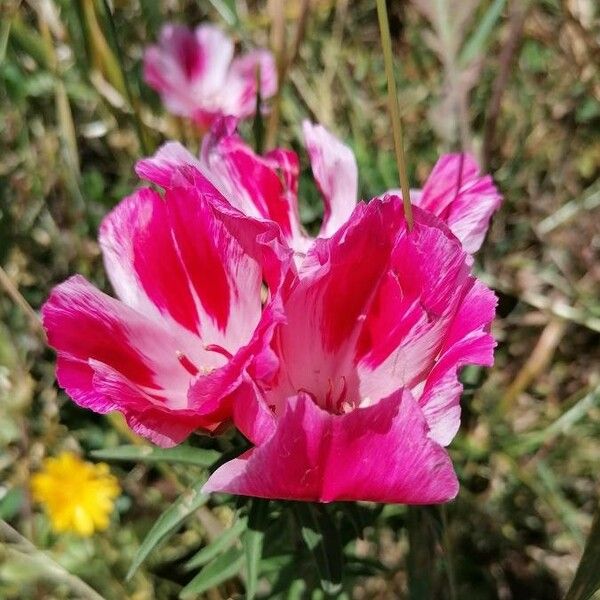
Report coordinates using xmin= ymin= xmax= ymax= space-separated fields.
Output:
xmin=42 ymin=182 xmax=290 ymax=447
xmin=137 ymin=118 xmax=501 ymax=260
xmin=203 ymin=198 xmax=497 ymax=503
xmin=143 ymin=24 xmax=277 ymax=127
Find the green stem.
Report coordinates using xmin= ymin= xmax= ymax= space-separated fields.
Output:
xmin=0 ymin=520 xmax=107 ymax=600
xmin=0 ymin=264 xmax=46 ymax=340
xmin=441 ymin=505 xmax=457 ymax=600
xmin=407 ymin=506 xmax=434 ymax=599
xmin=375 ymin=0 xmax=413 ymax=229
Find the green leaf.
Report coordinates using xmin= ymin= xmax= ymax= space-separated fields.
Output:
xmin=265 ymin=558 xmax=306 ymax=597
xmin=185 ymin=516 xmax=248 ymax=571
xmin=259 ymin=553 xmax=294 ymax=574
xmin=459 ymin=0 xmax=507 ymax=67
xmin=293 ymin=504 xmax=343 ymax=595
xmin=244 ymin=499 xmax=269 ymax=600
xmin=127 ymin=479 xmax=209 ymax=580
xmin=565 ymin=505 xmax=600 ymax=600
xmin=0 ymin=488 xmax=24 ymax=520
xmin=207 ymin=0 xmax=238 ymax=26
xmin=180 ymin=545 xmax=244 ymax=598
xmin=91 ymin=444 xmax=220 ymax=467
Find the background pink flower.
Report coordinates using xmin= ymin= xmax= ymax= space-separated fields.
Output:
xmin=144 ymin=24 xmax=276 ymax=127
xmin=204 ymin=198 xmax=497 ymax=503
xmin=42 ymin=183 xmax=290 ymax=447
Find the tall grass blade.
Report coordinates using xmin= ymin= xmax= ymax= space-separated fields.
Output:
xmin=565 ymin=506 xmax=600 ymax=600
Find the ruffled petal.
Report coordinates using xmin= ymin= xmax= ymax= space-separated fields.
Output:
xmin=412 ymin=153 xmax=502 ymax=253
xmin=99 ymin=187 xmax=201 ymax=333
xmin=99 ymin=184 xmax=266 ymax=346
xmin=204 ymin=389 xmax=458 ymax=503
xmin=164 ymin=184 xmax=263 ymax=342
xmin=418 ymin=279 xmax=497 ymax=445
xmin=41 ymin=276 xmax=223 ymax=445
xmin=200 ymin=117 xmax=308 ymax=252
xmin=232 ymin=380 xmax=277 ymax=446
xmin=302 ymin=121 xmax=358 ymax=238
xmin=356 ymin=203 xmax=472 ymax=401
xmin=135 ymin=142 xmax=201 ymax=189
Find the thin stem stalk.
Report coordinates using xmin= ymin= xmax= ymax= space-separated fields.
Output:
xmin=0 ymin=265 xmax=46 ymax=341
xmin=375 ymin=0 xmax=413 ymax=229
xmin=441 ymin=505 xmax=458 ymax=600
xmin=0 ymin=520 xmax=107 ymax=600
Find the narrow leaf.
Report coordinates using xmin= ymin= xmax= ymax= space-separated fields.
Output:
xmin=244 ymin=499 xmax=269 ymax=600
xmin=185 ymin=516 xmax=248 ymax=571
xmin=180 ymin=545 xmax=244 ymax=598
xmin=565 ymin=505 xmax=600 ymax=600
xmin=127 ymin=480 xmax=208 ymax=580
xmin=92 ymin=444 xmax=220 ymax=467
xmin=207 ymin=0 xmax=238 ymax=26
xmin=0 ymin=488 xmax=24 ymax=520
xmin=294 ymin=504 xmax=343 ymax=595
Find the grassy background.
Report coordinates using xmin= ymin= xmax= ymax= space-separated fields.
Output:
xmin=1 ymin=0 xmax=599 ymax=598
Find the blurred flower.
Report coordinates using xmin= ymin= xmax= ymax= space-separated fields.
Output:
xmin=204 ymin=197 xmax=497 ymax=503
xmin=42 ymin=184 xmax=290 ymax=447
xmin=144 ymin=24 xmax=277 ymax=128
xmin=31 ymin=452 xmax=120 ymax=536
xmin=137 ymin=118 xmax=501 ymax=259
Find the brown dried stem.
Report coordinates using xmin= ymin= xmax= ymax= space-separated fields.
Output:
xmin=0 ymin=265 xmax=46 ymax=341
xmin=483 ymin=0 xmax=530 ymax=170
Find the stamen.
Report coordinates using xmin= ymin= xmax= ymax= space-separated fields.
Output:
xmin=325 ymin=377 xmax=334 ymax=411
xmin=340 ymin=401 xmax=354 ymax=414
xmin=204 ymin=344 xmax=233 ymax=360
xmin=260 ymin=282 xmax=269 ymax=305
xmin=176 ymin=351 xmax=199 ymax=376
xmin=338 ymin=376 xmax=348 ymax=405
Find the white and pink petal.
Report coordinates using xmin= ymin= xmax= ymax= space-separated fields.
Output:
xmin=204 ymin=390 xmax=458 ymax=503
xmin=302 ymin=121 xmax=358 ymax=239
xmin=412 ymin=153 xmax=502 ymax=253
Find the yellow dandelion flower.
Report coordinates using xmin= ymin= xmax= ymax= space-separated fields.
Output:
xmin=31 ymin=451 xmax=120 ymax=536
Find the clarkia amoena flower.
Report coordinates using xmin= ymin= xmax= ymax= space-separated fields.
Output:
xmin=136 ymin=117 xmax=502 ymax=261
xmin=143 ymin=24 xmax=277 ymax=128
xmin=203 ymin=199 xmax=498 ymax=503
xmin=44 ymin=110 xmax=501 ymax=503
xmin=42 ymin=180 xmax=290 ymax=447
